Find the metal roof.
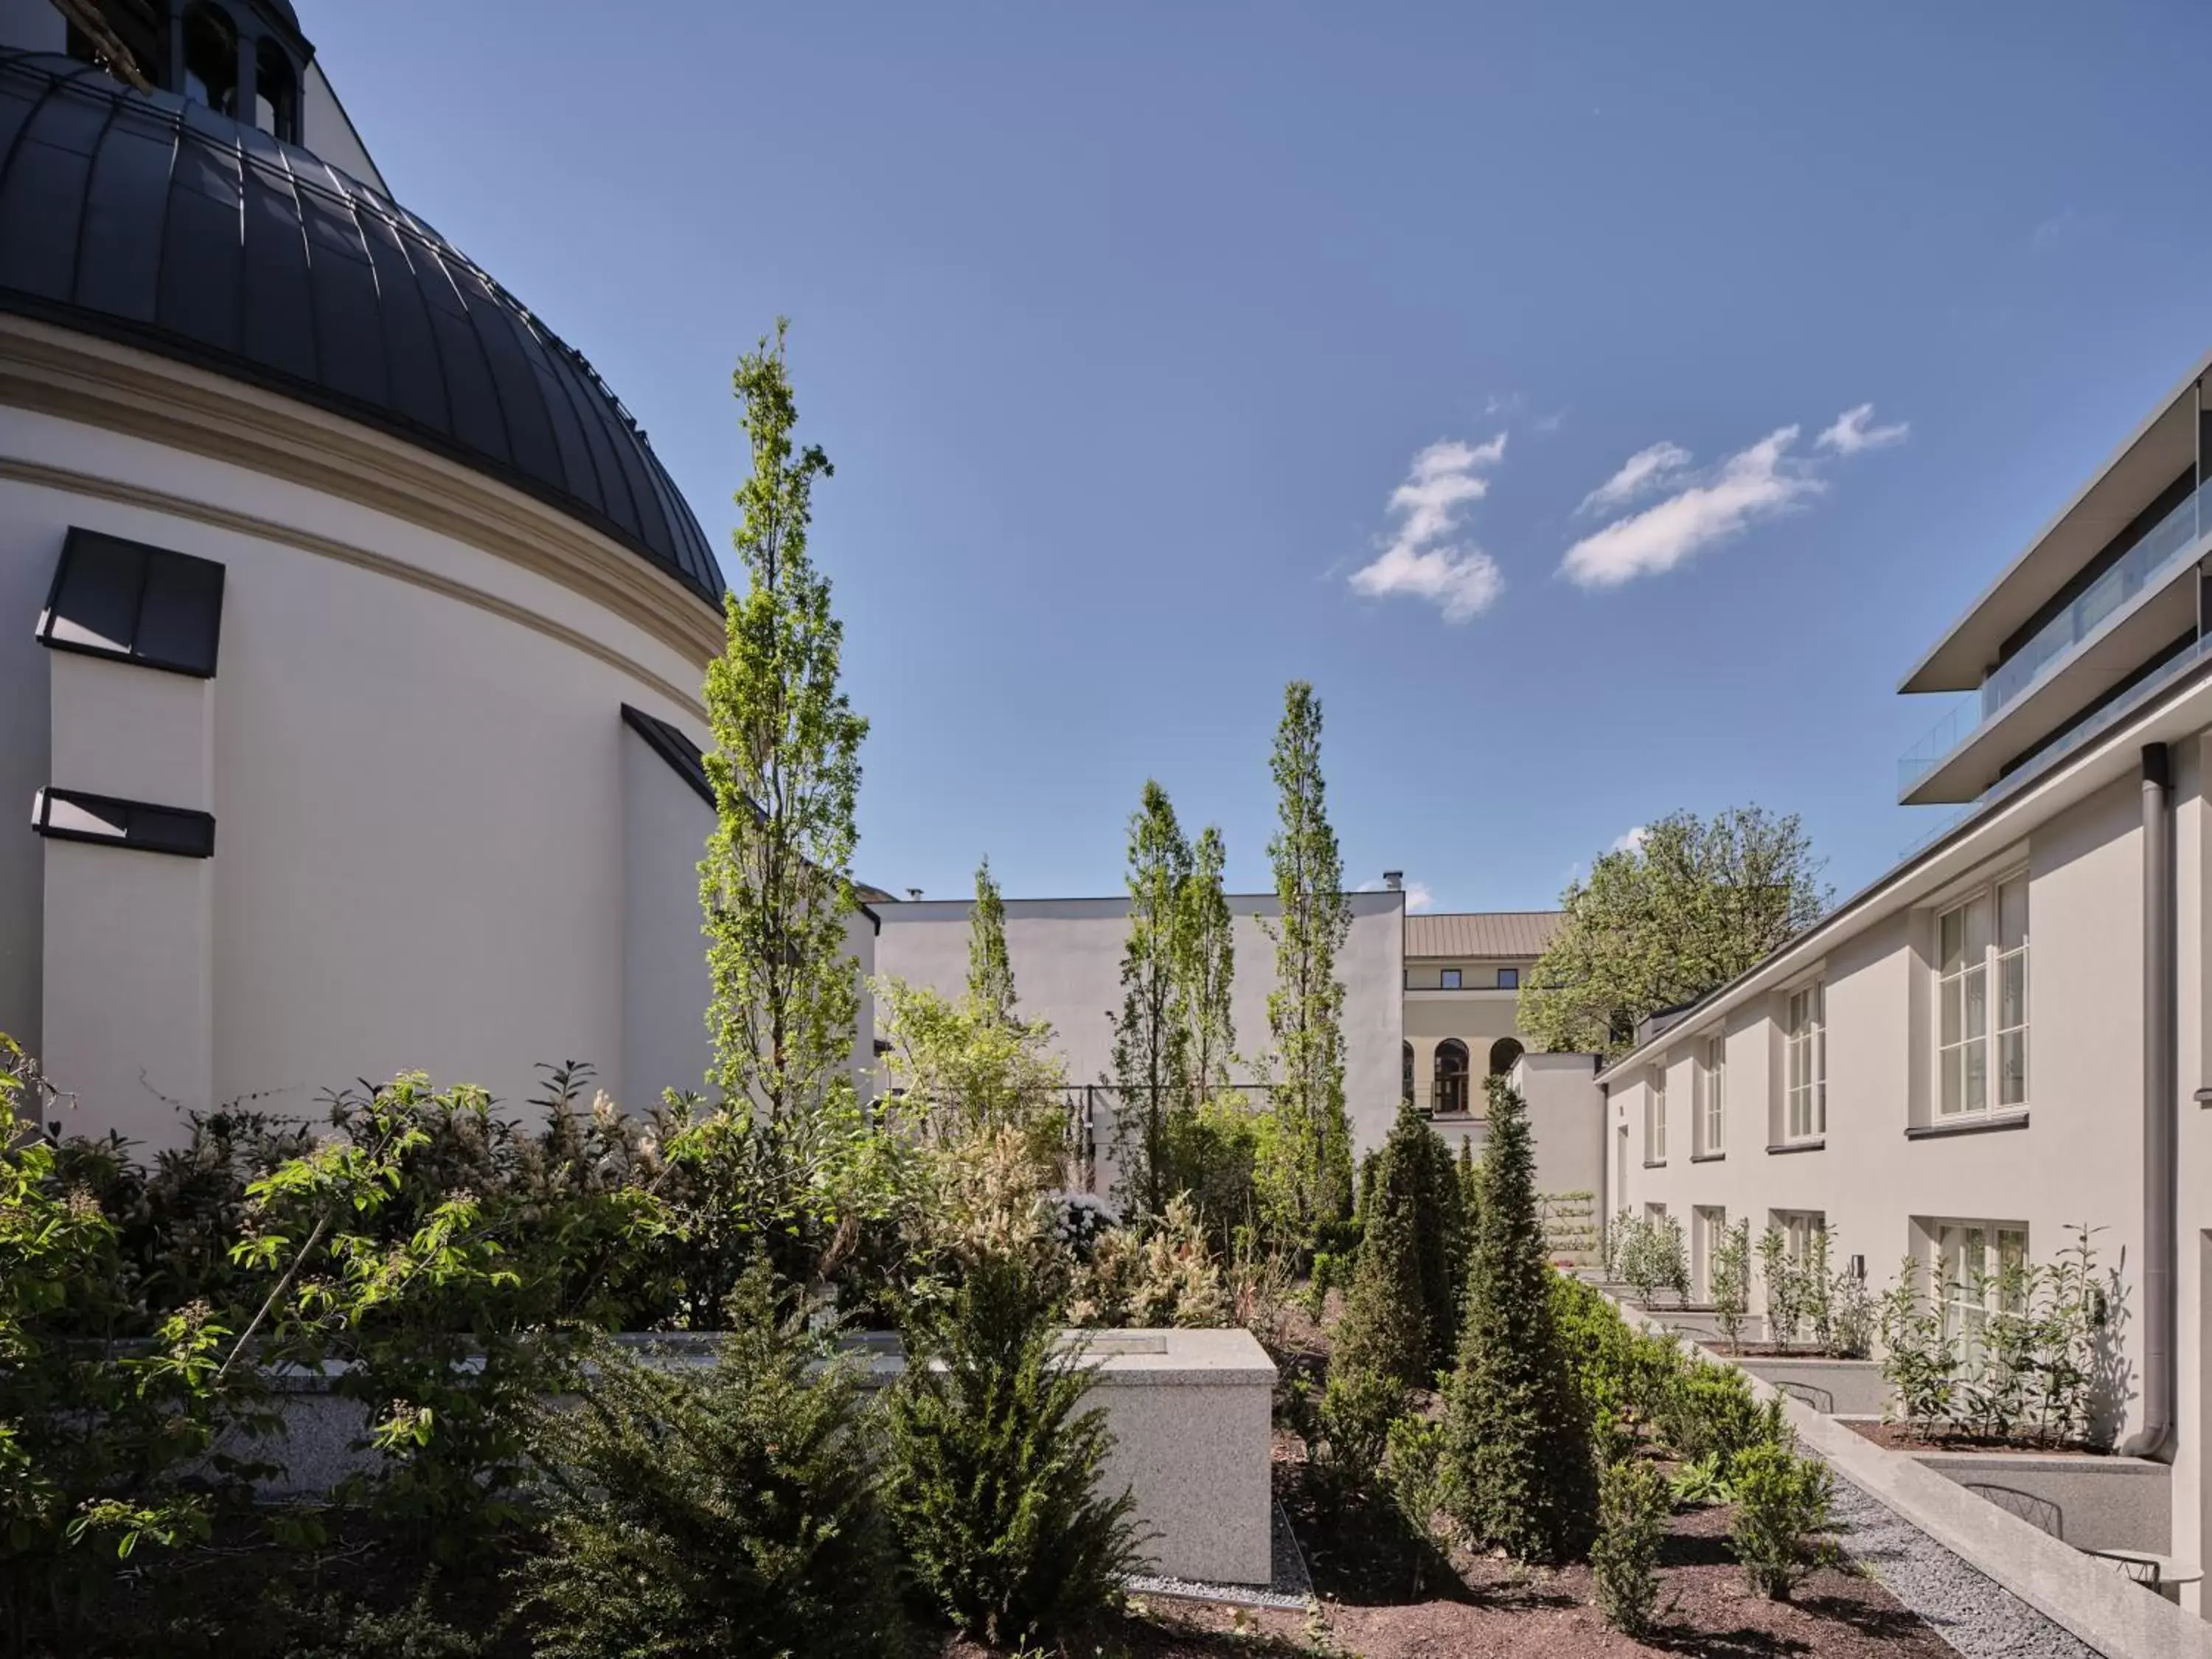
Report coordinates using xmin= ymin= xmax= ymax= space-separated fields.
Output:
xmin=1403 ymin=911 xmax=1562 ymax=959
xmin=0 ymin=50 xmax=724 ymax=609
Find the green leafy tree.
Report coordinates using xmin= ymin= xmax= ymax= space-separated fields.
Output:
xmin=1107 ymin=780 xmax=1192 ymax=1216
xmin=1257 ymin=681 xmax=1355 ymax=1251
xmin=1176 ymin=824 xmax=1237 ymax=1113
xmin=700 ymin=321 xmax=869 ymax=1131
xmin=967 ymin=855 xmax=1018 ymax=1027
xmin=1520 ymin=807 xmax=1829 ymax=1059
xmin=1728 ymin=1441 xmax=1839 ymax=1600
xmin=886 ymin=1253 xmax=1147 ymax=1646
xmin=1441 ymin=1077 xmax=1596 ymax=1562
xmin=519 ymin=1262 xmax=901 ymax=1659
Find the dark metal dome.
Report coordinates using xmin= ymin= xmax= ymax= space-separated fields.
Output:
xmin=0 ymin=50 xmax=724 ymax=608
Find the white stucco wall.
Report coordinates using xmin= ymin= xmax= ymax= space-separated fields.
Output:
xmin=0 ymin=400 xmax=894 ymax=1145
xmin=1610 ymin=770 xmax=2158 ymax=1447
xmin=873 ymin=889 xmax=1405 ymax=1157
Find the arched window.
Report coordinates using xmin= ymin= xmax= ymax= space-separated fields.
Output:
xmin=255 ymin=38 xmax=299 ymax=142
xmin=63 ymin=0 xmax=164 ymax=89
xmin=1402 ymin=1041 xmax=1414 ymax=1109
xmin=1489 ymin=1037 xmax=1524 ymax=1077
xmin=1433 ymin=1039 xmax=1470 ymax=1118
xmin=181 ymin=2 xmax=238 ymax=118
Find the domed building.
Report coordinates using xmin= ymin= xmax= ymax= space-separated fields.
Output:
xmin=0 ymin=1 xmax=874 ymax=1143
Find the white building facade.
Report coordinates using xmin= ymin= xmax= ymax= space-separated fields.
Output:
xmin=0 ymin=13 xmax=876 ymax=1146
xmin=1603 ymin=348 xmax=2212 ymax=1609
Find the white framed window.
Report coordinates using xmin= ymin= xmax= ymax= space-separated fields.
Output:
xmin=1645 ymin=1065 xmax=1667 ymax=1162
xmin=1692 ymin=1204 xmax=1726 ymax=1301
xmin=1784 ymin=982 xmax=1826 ymax=1140
xmin=1694 ymin=1032 xmax=1725 ymax=1155
xmin=1935 ymin=1220 xmax=2028 ymax=1374
xmin=1938 ymin=874 xmax=2028 ymax=1116
xmin=1778 ymin=1208 xmax=1826 ymax=1262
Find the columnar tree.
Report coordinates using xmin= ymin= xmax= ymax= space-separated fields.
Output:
xmin=1520 ymin=807 xmax=1828 ymax=1060
xmin=967 ymin=855 xmax=1018 ymax=1026
xmin=1441 ymin=1076 xmax=1596 ymax=1562
xmin=699 ymin=321 xmax=869 ymax=1196
xmin=1107 ymin=781 xmax=1192 ymax=1216
xmin=1258 ymin=681 xmax=1354 ymax=1250
xmin=1176 ymin=825 xmax=1236 ymax=1109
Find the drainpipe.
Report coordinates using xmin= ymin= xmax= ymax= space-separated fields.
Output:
xmin=2126 ymin=741 xmax=2177 ymax=1459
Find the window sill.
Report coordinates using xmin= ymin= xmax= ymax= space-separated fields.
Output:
xmin=1905 ymin=1110 xmax=2028 ymax=1140
xmin=1641 ymin=1159 xmax=1668 ymax=1169
xmin=1688 ymin=1151 xmax=1725 ymax=1164
xmin=1766 ymin=1138 xmax=1825 ymax=1155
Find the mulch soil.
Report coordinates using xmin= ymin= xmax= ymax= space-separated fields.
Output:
xmin=1842 ymin=1417 xmax=2110 ymax=1456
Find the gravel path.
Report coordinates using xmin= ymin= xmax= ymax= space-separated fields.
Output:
xmin=1831 ymin=1472 xmax=2100 ymax=1659
xmin=1127 ymin=1501 xmax=1314 ymax=1610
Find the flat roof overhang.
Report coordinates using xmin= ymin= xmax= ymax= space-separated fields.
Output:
xmin=1899 ymin=555 xmax=2200 ymax=803
xmin=1901 ymin=349 xmax=2208 ymax=695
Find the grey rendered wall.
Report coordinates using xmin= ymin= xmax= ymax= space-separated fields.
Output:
xmin=0 ymin=476 xmax=49 ymax=1057
xmin=875 ymin=891 xmax=1405 ymax=1152
xmin=620 ymin=727 xmax=714 ymax=1110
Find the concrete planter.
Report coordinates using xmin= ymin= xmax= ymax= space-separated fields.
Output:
xmin=1732 ymin=1356 xmax=1889 ymax=1416
xmin=238 ymin=1326 xmax=1277 ymax=1588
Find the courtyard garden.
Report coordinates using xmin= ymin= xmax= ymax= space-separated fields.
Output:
xmin=1 ymin=335 xmax=1965 ymax=1658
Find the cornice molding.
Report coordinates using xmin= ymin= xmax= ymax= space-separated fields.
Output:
xmin=0 ymin=453 xmax=709 ymax=721
xmin=0 ymin=315 xmax=723 ymax=676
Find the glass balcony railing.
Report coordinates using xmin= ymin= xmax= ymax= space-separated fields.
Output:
xmin=1900 ymin=476 xmax=2212 ymax=791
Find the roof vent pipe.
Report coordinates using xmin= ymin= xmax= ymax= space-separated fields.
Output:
xmin=2124 ymin=741 xmax=2176 ymax=1459
xmin=1382 ymin=871 xmax=1403 ymax=891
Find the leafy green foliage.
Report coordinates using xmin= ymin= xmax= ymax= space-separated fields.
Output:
xmin=1728 ymin=1441 xmax=1837 ymax=1600
xmin=1441 ymin=1078 xmax=1596 ymax=1562
xmin=0 ymin=1037 xmax=231 ymax=1647
xmin=967 ymin=855 xmax=1019 ymax=1026
xmin=1592 ymin=1457 xmax=1670 ymax=1638
xmin=1520 ymin=807 xmax=1829 ymax=1058
xmin=518 ymin=1263 xmax=900 ymax=1659
xmin=1668 ymin=1452 xmax=1734 ymax=1507
xmin=1651 ymin=1363 xmax=1785 ymax=1478
xmin=1177 ymin=825 xmax=1237 ymax=1116
xmin=1257 ymin=682 xmax=1355 ymax=1253
xmin=1710 ymin=1218 xmax=1752 ymax=1352
xmin=698 ymin=321 xmax=877 ymax=1276
xmin=1108 ymin=780 xmax=1194 ymax=1217
xmin=1310 ymin=1366 xmax=1405 ymax=1498
xmin=1877 ymin=1254 xmax=1958 ymax=1441
xmin=886 ymin=1253 xmax=1146 ymax=1646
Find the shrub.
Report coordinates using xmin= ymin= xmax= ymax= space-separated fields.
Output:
xmin=1759 ymin=1225 xmax=1808 ymax=1349
xmin=1310 ymin=1365 xmax=1405 ymax=1498
xmin=1382 ymin=1411 xmax=1448 ymax=1536
xmin=1439 ymin=1079 xmax=1596 ymax=1562
xmin=887 ymin=1251 xmax=1147 ymax=1646
xmin=1877 ymin=1254 xmax=1956 ymax=1440
xmin=1592 ymin=1457 xmax=1670 ymax=1637
xmin=1 ymin=1037 xmax=234 ymax=1648
xmin=1334 ymin=1100 xmax=1460 ymax=1388
xmin=1710 ymin=1219 xmax=1752 ymax=1352
xmin=517 ymin=1261 xmax=900 ymax=1659
xmin=1065 ymin=1194 xmax=1227 ymax=1328
xmin=1652 ymin=1362 xmax=1785 ymax=1478
xmin=1728 ymin=1441 xmax=1838 ymax=1600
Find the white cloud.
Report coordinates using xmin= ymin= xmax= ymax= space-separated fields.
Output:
xmin=1576 ymin=441 xmax=1692 ymax=516
xmin=1610 ymin=824 xmax=1649 ymax=855
xmin=1560 ymin=425 xmax=1818 ymax=588
xmin=1349 ymin=435 xmax=1508 ymax=622
xmin=1816 ymin=403 xmax=1910 ymax=456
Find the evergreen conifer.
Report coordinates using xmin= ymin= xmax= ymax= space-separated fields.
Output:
xmin=1441 ymin=1077 xmax=1597 ymax=1562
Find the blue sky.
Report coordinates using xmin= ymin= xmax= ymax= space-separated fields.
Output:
xmin=312 ymin=1 xmax=2212 ymax=912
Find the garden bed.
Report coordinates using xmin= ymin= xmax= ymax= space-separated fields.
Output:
xmin=1843 ymin=1419 xmax=2114 ymax=1457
